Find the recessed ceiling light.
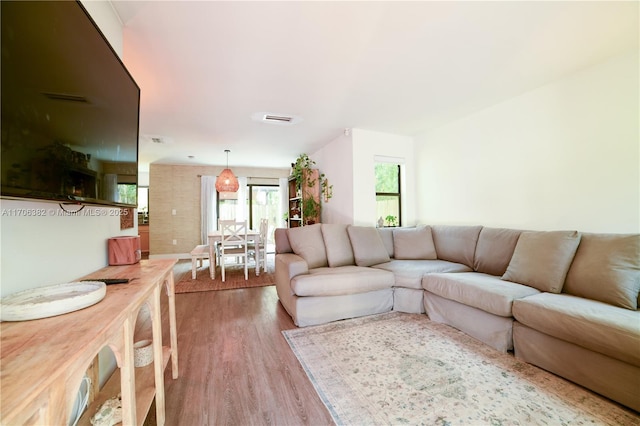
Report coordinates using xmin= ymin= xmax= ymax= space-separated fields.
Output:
xmin=251 ymin=112 xmax=303 ymax=126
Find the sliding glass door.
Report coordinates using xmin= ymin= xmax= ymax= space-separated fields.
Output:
xmin=249 ymin=185 xmax=280 ymax=247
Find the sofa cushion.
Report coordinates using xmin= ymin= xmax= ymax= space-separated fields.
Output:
xmin=275 ymin=228 xmax=293 ymax=254
xmin=372 ymin=259 xmax=471 ymax=289
xmin=474 ymin=227 xmax=523 ymax=276
xmin=377 ymin=227 xmax=395 ymax=258
xmin=290 ymin=265 xmax=394 ymax=297
xmin=423 ymin=272 xmax=540 ymax=317
xmin=431 ymin=225 xmax=482 ymax=268
xmin=321 ymin=224 xmax=355 ymax=267
xmin=393 ymin=226 xmax=437 ymax=260
xmin=513 ymin=293 xmax=640 ymax=367
xmin=563 ymin=233 xmax=640 ymax=310
xmin=502 ymin=230 xmax=581 ymax=293
xmin=347 ymin=226 xmax=391 ymax=267
xmin=287 ymin=224 xmax=328 ymax=269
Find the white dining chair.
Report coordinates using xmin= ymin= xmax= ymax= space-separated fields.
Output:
xmin=248 ymin=218 xmax=269 ymax=274
xmin=219 ymin=220 xmax=249 ymax=282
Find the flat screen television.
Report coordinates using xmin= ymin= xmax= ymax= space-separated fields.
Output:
xmin=1 ymin=0 xmax=140 ymax=208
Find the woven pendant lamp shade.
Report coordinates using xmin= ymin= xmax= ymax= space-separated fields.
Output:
xmin=215 ymin=150 xmax=239 ymax=192
xmin=215 ymin=168 xmax=239 ymax=192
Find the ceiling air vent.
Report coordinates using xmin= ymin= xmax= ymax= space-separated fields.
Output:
xmin=263 ymin=114 xmax=293 ymax=123
xmin=251 ymin=112 xmax=303 ymax=126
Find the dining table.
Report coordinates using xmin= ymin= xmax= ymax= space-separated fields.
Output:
xmin=207 ymin=229 xmax=262 ymax=279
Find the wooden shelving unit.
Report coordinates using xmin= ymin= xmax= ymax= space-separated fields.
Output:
xmin=0 ymin=259 xmax=179 ymax=426
xmin=288 ymin=169 xmax=320 ymax=227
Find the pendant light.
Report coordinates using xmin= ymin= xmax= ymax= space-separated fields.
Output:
xmin=215 ymin=149 xmax=239 ymax=192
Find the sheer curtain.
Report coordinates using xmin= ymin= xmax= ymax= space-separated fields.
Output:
xmin=236 ymin=176 xmax=247 ymax=221
xmin=200 ymin=176 xmax=217 ymax=245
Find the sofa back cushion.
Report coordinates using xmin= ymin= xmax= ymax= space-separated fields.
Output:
xmin=431 ymin=225 xmax=482 ymax=268
xmin=321 ymin=224 xmax=355 ymax=267
xmin=474 ymin=227 xmax=523 ymax=276
xmin=377 ymin=227 xmax=395 ymax=258
xmin=502 ymin=230 xmax=581 ymax=293
xmin=347 ymin=226 xmax=391 ymax=266
xmin=287 ymin=224 xmax=328 ymax=269
xmin=275 ymin=228 xmax=293 ymax=254
xmin=393 ymin=226 xmax=437 ymax=260
xmin=563 ymin=233 xmax=640 ymax=310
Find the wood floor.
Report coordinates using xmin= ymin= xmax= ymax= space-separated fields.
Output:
xmin=158 ymin=261 xmax=334 ymax=425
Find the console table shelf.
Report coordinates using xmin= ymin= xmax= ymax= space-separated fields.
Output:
xmin=0 ymin=259 xmax=178 ymax=426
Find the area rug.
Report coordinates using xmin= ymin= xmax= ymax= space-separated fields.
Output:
xmin=282 ymin=312 xmax=639 ymax=425
xmin=175 ymin=261 xmax=274 ymax=293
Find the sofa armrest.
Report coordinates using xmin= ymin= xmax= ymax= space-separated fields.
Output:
xmin=275 ymin=253 xmax=310 ymax=297
xmin=276 ymin=253 xmax=309 ymax=280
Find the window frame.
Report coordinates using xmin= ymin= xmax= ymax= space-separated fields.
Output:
xmin=375 ymin=163 xmax=402 ymax=227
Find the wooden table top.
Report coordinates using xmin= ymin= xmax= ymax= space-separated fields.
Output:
xmin=0 ymin=259 xmax=176 ymax=421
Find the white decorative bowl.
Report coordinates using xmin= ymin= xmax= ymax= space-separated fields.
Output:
xmin=0 ymin=281 xmax=106 ymax=321
xmin=134 ymin=339 xmax=153 ymax=367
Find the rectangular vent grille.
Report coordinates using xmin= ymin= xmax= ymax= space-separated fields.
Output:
xmin=264 ymin=115 xmax=292 ymax=122
xmin=43 ymin=92 xmax=89 ymax=103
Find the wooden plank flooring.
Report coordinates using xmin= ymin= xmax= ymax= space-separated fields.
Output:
xmin=158 ymin=261 xmax=334 ymax=425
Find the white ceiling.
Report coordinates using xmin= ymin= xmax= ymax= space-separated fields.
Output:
xmin=110 ymin=1 xmax=639 ymax=172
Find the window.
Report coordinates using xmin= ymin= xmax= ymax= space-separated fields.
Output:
xmin=117 ymin=183 xmax=137 ymax=205
xmin=138 ymin=186 xmax=149 ymax=223
xmin=375 ymin=162 xmax=401 ymax=227
xmin=137 ymin=187 xmax=149 ymax=212
xmin=217 ymin=191 xmax=243 ymax=221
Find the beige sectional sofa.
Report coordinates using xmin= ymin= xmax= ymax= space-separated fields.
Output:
xmin=274 ymin=223 xmax=640 ymax=411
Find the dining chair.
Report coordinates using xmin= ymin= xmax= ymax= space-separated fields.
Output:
xmin=219 ymin=220 xmax=249 ymax=282
xmin=248 ymin=218 xmax=269 ymax=274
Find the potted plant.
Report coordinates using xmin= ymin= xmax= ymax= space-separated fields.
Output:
xmin=302 ymin=197 xmax=320 ymax=225
xmin=385 ymin=215 xmax=398 ymax=227
xmin=291 ymin=153 xmax=316 ymax=194
xmin=291 ymin=154 xmax=333 ymax=201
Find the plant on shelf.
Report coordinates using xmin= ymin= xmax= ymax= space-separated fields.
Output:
xmin=291 ymin=153 xmax=315 ymax=193
xmin=291 ymin=153 xmax=333 ymax=202
xmin=302 ymin=197 xmax=320 ymax=225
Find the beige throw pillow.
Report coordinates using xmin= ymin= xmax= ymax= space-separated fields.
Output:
xmin=393 ymin=226 xmax=437 ymax=260
xmin=563 ymin=233 xmax=640 ymax=310
xmin=287 ymin=224 xmax=328 ymax=269
xmin=347 ymin=226 xmax=391 ymax=267
xmin=501 ymin=230 xmax=581 ymax=293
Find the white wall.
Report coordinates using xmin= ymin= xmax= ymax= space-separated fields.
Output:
xmin=351 ymin=129 xmax=416 ymax=226
xmin=415 ymin=51 xmax=639 ymax=233
xmin=0 ymin=2 xmax=134 ymax=297
xmin=313 ymin=133 xmax=355 ymax=224
xmin=80 ymin=0 xmax=123 ymax=56
xmin=312 ymin=129 xmax=416 ymax=226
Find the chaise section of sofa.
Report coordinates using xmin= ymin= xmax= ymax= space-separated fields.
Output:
xmin=512 ymin=232 xmax=640 ymax=411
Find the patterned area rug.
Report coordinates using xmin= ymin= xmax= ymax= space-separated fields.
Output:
xmin=283 ymin=312 xmax=639 ymax=425
xmin=175 ymin=258 xmax=275 ymax=293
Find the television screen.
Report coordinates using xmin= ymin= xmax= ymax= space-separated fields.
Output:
xmin=1 ymin=0 xmax=140 ymax=207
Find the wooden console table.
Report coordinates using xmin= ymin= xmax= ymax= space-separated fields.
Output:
xmin=0 ymin=259 xmax=178 ymax=426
